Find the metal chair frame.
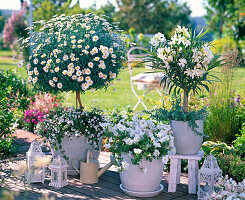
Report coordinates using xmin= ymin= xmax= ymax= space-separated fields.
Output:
xmin=127 ymin=47 xmax=163 ymax=111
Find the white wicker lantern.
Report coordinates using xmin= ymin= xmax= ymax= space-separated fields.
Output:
xmin=197 ymin=154 xmax=222 ymax=200
xmin=25 ymin=139 xmax=46 ymax=183
xmin=49 ymin=155 xmax=68 ymax=187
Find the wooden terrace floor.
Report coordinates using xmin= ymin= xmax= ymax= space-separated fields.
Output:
xmin=0 ymin=152 xmax=197 ymax=200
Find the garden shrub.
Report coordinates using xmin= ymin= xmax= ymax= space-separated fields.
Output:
xmin=233 ymin=123 xmax=245 ymax=158
xmin=216 ymin=153 xmax=245 ymax=182
xmin=0 ymin=138 xmax=15 ymax=158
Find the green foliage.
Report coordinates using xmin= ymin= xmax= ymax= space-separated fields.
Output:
xmin=204 ymin=89 xmax=244 ymax=144
xmin=115 ymin=0 xmax=191 ymax=37
xmin=233 ymin=123 xmax=245 ymax=158
xmin=216 ymin=153 xmax=245 ymax=182
xmin=201 ymin=141 xmax=233 ymax=155
xmin=0 ymin=70 xmax=32 ymax=137
xmin=20 ymin=13 xmax=126 ymax=94
xmin=0 ymin=138 xmax=15 ymax=158
xmin=148 ymin=96 xmax=207 ymax=136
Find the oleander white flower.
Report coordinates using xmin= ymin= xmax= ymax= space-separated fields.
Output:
xmin=178 ymin=58 xmax=187 ymax=68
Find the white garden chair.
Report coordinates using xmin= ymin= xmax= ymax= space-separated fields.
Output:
xmin=127 ymin=47 xmax=165 ymax=111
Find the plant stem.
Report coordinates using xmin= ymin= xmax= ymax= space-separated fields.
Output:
xmin=76 ymin=91 xmax=82 ymax=109
xmin=183 ymin=89 xmax=188 ymax=112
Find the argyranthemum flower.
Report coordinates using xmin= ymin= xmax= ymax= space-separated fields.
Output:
xmin=98 ymin=72 xmax=103 ymax=78
xmin=33 ymin=58 xmax=38 ymax=64
xmin=56 ymin=58 xmax=60 ymax=63
xmin=55 ymin=67 xmax=59 ymax=72
xmin=77 ymin=76 xmax=84 ymax=82
xmin=53 ymin=77 xmax=58 ymax=82
xmin=28 ymin=76 xmax=32 ymax=82
xmin=94 ymin=57 xmax=100 ymax=61
xmin=63 ymin=54 xmax=69 ymax=61
xmin=92 ymin=36 xmax=99 ymax=41
xmin=88 ymin=62 xmax=93 ymax=68
xmin=57 ymin=83 xmax=62 ymax=89
xmin=63 ymin=70 xmax=68 ymax=75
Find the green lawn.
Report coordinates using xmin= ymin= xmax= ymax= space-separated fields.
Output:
xmin=1 ymin=50 xmax=244 ymax=111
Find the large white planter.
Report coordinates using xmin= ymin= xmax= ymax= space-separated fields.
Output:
xmin=170 ymin=120 xmax=203 ymax=155
xmin=119 ymin=154 xmax=164 ymax=197
xmin=52 ymin=135 xmax=100 ymax=175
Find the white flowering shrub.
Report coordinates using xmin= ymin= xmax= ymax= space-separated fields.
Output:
xmin=102 ymin=115 xmax=175 ymax=171
xmin=19 ymin=13 xmax=127 ymax=93
xmin=205 ymin=175 xmax=245 ymax=200
xmin=148 ymin=26 xmax=222 ymax=111
xmin=36 ymin=107 xmax=106 ymax=158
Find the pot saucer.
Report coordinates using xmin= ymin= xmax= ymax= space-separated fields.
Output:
xmin=120 ymin=184 xmax=163 ymax=198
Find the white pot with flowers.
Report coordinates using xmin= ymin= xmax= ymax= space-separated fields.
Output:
xmin=103 ymin=115 xmax=175 ymax=197
xmin=18 ymin=13 xmax=127 ymax=174
xmin=146 ymin=26 xmax=222 ymax=155
xmin=36 ymin=106 xmax=106 ymax=175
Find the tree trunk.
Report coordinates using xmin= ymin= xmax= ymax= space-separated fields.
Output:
xmin=76 ymin=91 xmax=82 ymax=109
xmin=183 ymin=90 xmax=188 ymax=112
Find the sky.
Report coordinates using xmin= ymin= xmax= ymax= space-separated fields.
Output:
xmin=0 ymin=0 xmax=207 ymax=17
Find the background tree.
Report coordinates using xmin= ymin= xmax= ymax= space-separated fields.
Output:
xmin=115 ymin=0 xmax=191 ymax=37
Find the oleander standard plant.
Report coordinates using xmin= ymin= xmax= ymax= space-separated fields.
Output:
xmin=147 ymin=26 xmax=222 ymax=112
xmin=146 ymin=26 xmax=223 ymax=154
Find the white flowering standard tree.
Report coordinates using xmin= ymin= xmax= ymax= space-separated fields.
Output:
xmin=103 ymin=115 xmax=175 ymax=197
xmin=147 ymin=26 xmax=221 ymax=112
xmin=19 ymin=13 xmax=127 ymax=108
xmin=146 ymin=27 xmax=222 ymax=155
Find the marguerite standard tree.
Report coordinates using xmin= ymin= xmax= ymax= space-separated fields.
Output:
xmin=19 ymin=13 xmax=127 ymax=108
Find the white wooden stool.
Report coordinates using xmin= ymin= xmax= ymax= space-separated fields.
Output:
xmin=168 ymin=151 xmax=204 ymax=194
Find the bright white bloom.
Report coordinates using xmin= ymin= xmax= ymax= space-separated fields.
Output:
xmin=92 ymin=35 xmax=99 ymax=41
xmin=57 ymin=83 xmax=62 ymax=89
xmin=133 ymin=148 xmax=142 ymax=154
xmin=122 ymin=161 xmax=129 ymax=170
xmin=162 ymin=155 xmax=169 ymax=164
xmin=178 ymin=58 xmax=187 ymax=68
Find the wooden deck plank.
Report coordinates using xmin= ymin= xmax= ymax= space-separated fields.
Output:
xmin=0 ymin=154 xmax=197 ymax=200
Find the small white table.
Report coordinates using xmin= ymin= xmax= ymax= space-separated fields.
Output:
xmin=168 ymin=151 xmax=204 ymax=194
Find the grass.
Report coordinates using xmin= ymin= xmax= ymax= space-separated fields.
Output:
xmin=0 ymin=50 xmax=244 ymax=111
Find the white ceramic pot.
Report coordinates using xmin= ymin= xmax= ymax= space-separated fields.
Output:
xmin=52 ymin=135 xmax=100 ymax=175
xmin=119 ymin=154 xmax=164 ymax=194
xmin=170 ymin=120 xmax=203 ymax=155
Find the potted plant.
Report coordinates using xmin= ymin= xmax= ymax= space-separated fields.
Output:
xmin=146 ymin=26 xmax=222 ymax=154
xmin=19 ymin=13 xmax=127 ymax=174
xmin=103 ymin=115 xmax=175 ymax=197
xmin=36 ymin=106 xmax=106 ymax=174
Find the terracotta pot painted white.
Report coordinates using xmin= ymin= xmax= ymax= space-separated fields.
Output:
xmin=119 ymin=154 xmax=164 ymax=193
xmin=170 ymin=120 xmax=203 ymax=155
xmin=52 ymin=135 xmax=100 ymax=175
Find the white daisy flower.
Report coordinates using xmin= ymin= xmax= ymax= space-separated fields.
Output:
xmin=57 ymin=83 xmax=62 ymax=89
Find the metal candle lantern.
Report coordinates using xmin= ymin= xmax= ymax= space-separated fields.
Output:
xmin=197 ymin=154 xmax=222 ymax=200
xmin=25 ymin=139 xmax=46 ymax=183
xmin=49 ymin=155 xmax=69 ymax=187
